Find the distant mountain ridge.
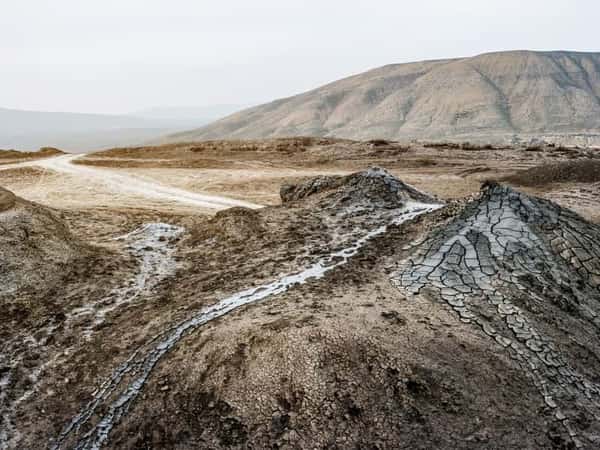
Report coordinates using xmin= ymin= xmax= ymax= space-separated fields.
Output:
xmin=164 ymin=50 xmax=600 ymax=145
xmin=0 ymin=106 xmax=229 ymax=152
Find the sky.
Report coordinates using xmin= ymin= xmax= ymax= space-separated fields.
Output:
xmin=1 ymin=0 xmax=598 ymax=114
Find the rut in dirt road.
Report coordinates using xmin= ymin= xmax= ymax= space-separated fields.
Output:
xmin=51 ymin=201 xmax=442 ymax=450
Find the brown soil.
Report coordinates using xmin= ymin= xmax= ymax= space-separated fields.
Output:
xmin=0 ymin=187 xmax=89 ymax=298
xmin=0 ymin=147 xmax=64 ymax=163
xmin=2 ymin=139 xmax=600 ymax=449
xmin=76 ymin=138 xmax=506 ymax=172
xmin=67 ymin=138 xmax=600 ymax=222
xmin=111 ymin=203 xmax=552 ymax=450
xmin=502 ymin=158 xmax=600 ymax=186
xmin=0 ymin=167 xmax=53 ymax=184
xmin=0 ymin=186 xmax=15 ymax=212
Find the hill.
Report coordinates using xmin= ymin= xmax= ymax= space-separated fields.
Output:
xmin=0 ymin=107 xmax=222 ymax=153
xmin=166 ymin=50 xmax=600 ymax=146
xmin=3 ymin=164 xmax=600 ymax=448
xmin=0 ymin=147 xmax=64 ymax=162
xmin=0 ymin=186 xmax=86 ymax=297
xmin=42 ymin=172 xmax=600 ymax=449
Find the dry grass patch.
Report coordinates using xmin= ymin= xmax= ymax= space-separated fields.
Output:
xmin=503 ymin=159 xmax=600 ymax=186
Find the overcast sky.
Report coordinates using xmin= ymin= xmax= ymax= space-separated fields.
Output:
xmin=1 ymin=0 xmax=598 ymax=114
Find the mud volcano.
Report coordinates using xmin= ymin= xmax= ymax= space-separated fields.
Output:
xmin=395 ymin=181 xmax=600 ymax=448
xmin=280 ymin=167 xmax=436 ymax=205
xmin=3 ymin=171 xmax=600 ymax=450
xmin=59 ymin=173 xmax=598 ymax=449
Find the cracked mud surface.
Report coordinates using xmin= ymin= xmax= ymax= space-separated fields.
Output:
xmin=394 ymin=182 xmax=600 ymax=447
xmin=2 ymin=161 xmax=600 ymax=449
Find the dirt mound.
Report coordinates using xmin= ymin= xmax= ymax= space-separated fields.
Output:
xmin=280 ymin=175 xmax=340 ymax=202
xmin=183 ymin=169 xmax=441 ymax=297
xmin=0 ymin=186 xmax=15 ymax=212
xmin=121 ymin=309 xmax=518 ymax=449
xmin=9 ymin=169 xmax=600 ymax=449
xmin=102 ymin=181 xmax=600 ymax=449
xmin=395 ymin=182 xmax=600 ymax=447
xmin=281 ymin=167 xmax=437 ymax=205
xmin=503 ymin=159 xmax=600 ymax=186
xmin=192 ymin=207 xmax=265 ymax=243
xmin=192 ymin=168 xmax=438 ymax=252
xmin=0 ymin=187 xmax=84 ymax=297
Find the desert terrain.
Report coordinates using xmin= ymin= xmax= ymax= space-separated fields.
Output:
xmin=167 ymin=51 xmax=600 ymax=146
xmin=1 ymin=138 xmax=600 ymax=449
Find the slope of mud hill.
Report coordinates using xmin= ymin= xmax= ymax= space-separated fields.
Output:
xmin=0 ymin=187 xmax=153 ymax=449
xmin=84 ymin=179 xmax=600 ymax=449
xmin=3 ymin=170 xmax=600 ymax=449
xmin=0 ymin=215 xmax=186 ymax=447
xmin=0 ymin=186 xmax=85 ymax=297
xmin=395 ymin=183 xmax=600 ymax=447
xmin=178 ymin=167 xmax=440 ymax=300
xmin=279 ymin=167 xmax=435 ymax=204
xmin=0 ymin=186 xmax=15 ymax=212
xmin=500 ymin=159 xmax=600 ymax=223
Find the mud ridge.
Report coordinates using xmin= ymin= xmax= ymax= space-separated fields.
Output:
xmin=52 ymin=201 xmax=442 ymax=450
xmin=0 ymin=223 xmax=183 ymax=449
xmin=393 ymin=182 xmax=600 ymax=448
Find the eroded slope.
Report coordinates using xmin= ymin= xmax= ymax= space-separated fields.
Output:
xmin=167 ymin=50 xmax=600 ymax=145
xmin=3 ymin=171 xmax=600 ymax=449
xmin=395 ymin=182 xmax=600 ymax=447
xmin=0 ymin=186 xmax=84 ymax=297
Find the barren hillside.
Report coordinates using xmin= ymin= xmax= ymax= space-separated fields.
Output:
xmin=3 ymin=169 xmax=600 ymax=449
xmin=166 ymin=51 xmax=600 ymax=145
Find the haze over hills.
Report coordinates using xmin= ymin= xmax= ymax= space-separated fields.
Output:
xmin=0 ymin=106 xmax=239 ymax=153
xmin=165 ymin=50 xmax=600 ymax=146
xmin=130 ymin=105 xmax=247 ymax=122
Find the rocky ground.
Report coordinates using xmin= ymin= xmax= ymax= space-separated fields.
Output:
xmin=1 ymin=140 xmax=600 ymax=449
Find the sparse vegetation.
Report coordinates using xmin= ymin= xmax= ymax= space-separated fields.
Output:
xmin=503 ymin=159 xmax=600 ymax=186
xmin=0 ymin=147 xmax=64 ymax=160
xmin=423 ymin=141 xmax=462 ymax=149
xmin=461 ymin=142 xmax=495 ymax=150
xmin=414 ymin=157 xmax=438 ymax=167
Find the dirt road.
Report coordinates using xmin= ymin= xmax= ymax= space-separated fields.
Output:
xmin=0 ymin=154 xmax=262 ymax=210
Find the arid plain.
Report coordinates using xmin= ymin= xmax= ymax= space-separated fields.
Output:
xmin=2 ymin=138 xmax=600 ymax=449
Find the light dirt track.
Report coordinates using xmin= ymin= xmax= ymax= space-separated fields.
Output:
xmin=0 ymin=154 xmax=262 ymax=210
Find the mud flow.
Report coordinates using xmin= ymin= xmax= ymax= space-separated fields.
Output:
xmin=2 ymin=160 xmax=600 ymax=449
